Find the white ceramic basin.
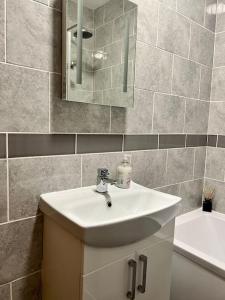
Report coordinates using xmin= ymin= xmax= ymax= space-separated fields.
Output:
xmin=40 ymin=182 xmax=181 ymax=247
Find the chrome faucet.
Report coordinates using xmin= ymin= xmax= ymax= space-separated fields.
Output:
xmin=96 ymin=168 xmax=116 ymax=194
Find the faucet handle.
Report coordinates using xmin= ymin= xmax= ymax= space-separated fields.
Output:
xmin=97 ymin=168 xmax=110 ymax=179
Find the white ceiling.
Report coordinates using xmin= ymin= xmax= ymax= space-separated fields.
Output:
xmin=84 ymin=0 xmax=111 ymax=9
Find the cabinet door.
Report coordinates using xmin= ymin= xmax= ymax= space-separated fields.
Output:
xmin=82 ymin=254 xmax=137 ymax=300
xmin=137 ymin=240 xmax=173 ymax=300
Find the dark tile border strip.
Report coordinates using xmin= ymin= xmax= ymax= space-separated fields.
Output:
xmin=8 ymin=134 xmax=76 ymax=158
xmin=159 ymin=135 xmax=185 ymax=149
xmin=186 ymin=135 xmax=207 ymax=147
xmin=217 ymin=135 xmax=225 ymax=148
xmin=5 ymin=133 xmax=223 ymax=158
xmin=77 ymin=134 xmax=123 ymax=154
xmin=124 ymin=135 xmax=158 ymax=151
xmin=207 ymin=135 xmax=217 ymax=147
xmin=0 ymin=134 xmax=6 ymax=158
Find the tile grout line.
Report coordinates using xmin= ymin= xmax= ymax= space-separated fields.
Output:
xmin=188 ymin=22 xmax=192 ymax=59
xmin=151 ymin=93 xmax=156 ymax=133
xmin=10 ymin=282 xmax=12 ymax=300
xmin=48 ymin=72 xmax=51 ymax=133
xmin=156 ymin=2 xmax=160 ymax=48
xmin=4 ymin=0 xmax=6 ymax=63
xmin=6 ymin=133 xmax=9 ymax=222
xmin=170 ymin=54 xmax=174 ymax=94
xmin=198 ymin=66 xmax=202 ymax=99
xmin=80 ymin=155 xmax=83 ymax=187
xmin=0 ymin=61 xmax=60 ymax=75
xmin=192 ymin=147 xmax=196 ymax=179
xmin=203 ymin=0 xmax=207 ymax=28
xmin=0 ymin=214 xmax=42 ymax=227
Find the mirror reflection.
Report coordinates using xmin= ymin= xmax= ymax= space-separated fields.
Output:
xmin=62 ymin=0 xmax=137 ymax=107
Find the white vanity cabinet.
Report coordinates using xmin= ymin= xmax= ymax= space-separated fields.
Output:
xmin=42 ymin=215 xmax=174 ymax=300
xmin=82 ymin=240 xmax=173 ymax=300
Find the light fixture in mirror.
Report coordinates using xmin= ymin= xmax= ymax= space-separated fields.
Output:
xmin=62 ymin=0 xmax=137 ymax=107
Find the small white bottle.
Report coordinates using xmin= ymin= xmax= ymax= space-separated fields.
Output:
xmin=116 ymin=155 xmax=132 ymax=189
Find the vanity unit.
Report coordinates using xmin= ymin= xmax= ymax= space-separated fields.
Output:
xmin=40 ymin=182 xmax=181 ymax=300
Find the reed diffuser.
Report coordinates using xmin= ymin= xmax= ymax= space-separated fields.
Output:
xmin=203 ymin=186 xmax=215 ymax=212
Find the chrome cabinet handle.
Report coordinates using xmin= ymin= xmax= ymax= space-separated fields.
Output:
xmin=138 ymin=255 xmax=148 ymax=294
xmin=127 ymin=259 xmax=137 ymax=300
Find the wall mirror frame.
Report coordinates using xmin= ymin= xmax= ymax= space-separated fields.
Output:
xmin=62 ymin=0 xmax=138 ymax=108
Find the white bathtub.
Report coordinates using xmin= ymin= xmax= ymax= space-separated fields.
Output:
xmin=170 ymin=209 xmax=225 ymax=300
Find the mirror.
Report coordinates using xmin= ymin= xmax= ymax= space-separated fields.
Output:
xmin=62 ymin=0 xmax=137 ymax=107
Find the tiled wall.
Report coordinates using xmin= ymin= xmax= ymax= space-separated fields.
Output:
xmin=0 ymin=0 xmax=216 ymax=298
xmin=205 ymin=3 xmax=225 ymax=214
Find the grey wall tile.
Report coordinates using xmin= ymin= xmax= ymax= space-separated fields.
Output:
xmin=177 ymin=0 xmax=205 ymax=25
xmin=135 ymin=42 xmax=173 ymax=93
xmin=94 ymin=6 xmax=104 ymax=28
xmin=184 ymin=100 xmax=209 ymax=134
xmin=200 ymin=66 xmax=212 ymax=101
xmin=8 ymin=134 xmax=75 ymax=158
xmin=214 ymin=32 xmax=225 ymax=67
xmin=112 ymin=9 xmax=136 ymax=42
xmin=7 ymin=0 xmax=61 ymax=72
xmin=153 ymin=93 xmax=185 ymax=133
xmin=205 ymin=0 xmax=216 ymax=32
xmin=12 ymin=272 xmax=41 ymax=300
xmin=124 ymin=135 xmax=158 ymax=151
xmin=208 ymin=102 xmax=225 ymax=134
xmin=0 ymin=134 xmax=6 ymax=158
xmin=205 ymin=147 xmax=225 ymax=181
xmin=100 ymin=41 xmax=122 ymax=69
xmin=111 ymin=89 xmax=154 ymax=134
xmin=0 ymin=217 xmax=42 ymax=284
xmin=157 ymin=6 xmax=190 ymax=58
xmin=216 ymin=0 xmax=225 ymax=32
xmin=111 ymin=62 xmax=134 ymax=89
xmin=50 ymin=74 xmax=110 ymax=133
xmin=104 ymin=0 xmax=123 ymax=23
xmin=172 ymin=56 xmax=201 ymax=98
xmin=156 ymin=183 xmax=180 ymax=196
xmin=179 ymin=179 xmax=203 ymax=214
xmin=159 ymin=135 xmax=186 ymax=149
xmin=0 ymin=284 xmax=10 ymax=300
xmin=0 ymin=64 xmax=49 ymax=132
xmin=189 ymin=23 xmax=214 ymax=67
xmin=9 ymin=155 xmax=81 ymax=220
xmin=158 ymin=0 xmax=176 ymax=9
xmin=132 ymin=150 xmax=167 ymax=188
xmin=77 ymin=134 xmax=123 ymax=154
xmin=94 ymin=68 xmax=111 ymax=90
xmin=0 ymin=160 xmax=7 ymax=224
xmin=0 ymin=0 xmax=5 ymax=62
xmin=211 ymin=68 xmax=225 ymax=101
xmin=137 ymin=0 xmax=158 ymax=45
xmin=167 ymin=148 xmax=195 ymax=185
xmin=204 ymin=178 xmax=225 ymax=213
xmin=103 ymin=87 xmax=134 ymax=107
xmin=82 ymin=152 xmax=124 ymax=186
xmin=95 ymin=23 xmax=112 ymax=48
xmin=194 ymin=147 xmax=206 ymax=179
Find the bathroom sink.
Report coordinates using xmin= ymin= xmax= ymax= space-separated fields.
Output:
xmin=40 ymin=182 xmax=181 ymax=247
